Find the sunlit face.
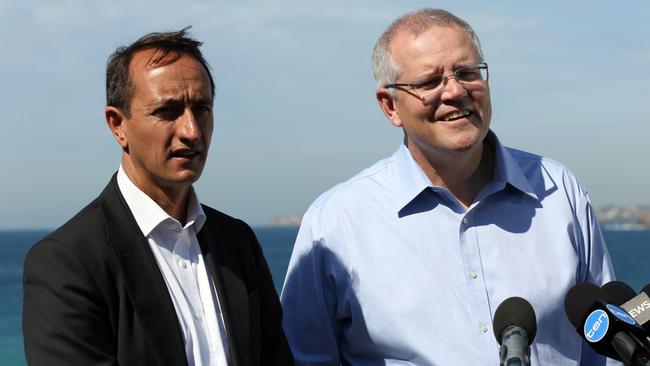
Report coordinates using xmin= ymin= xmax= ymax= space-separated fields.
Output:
xmin=110 ymin=49 xmax=214 ymax=195
xmin=383 ymin=25 xmax=492 ymax=158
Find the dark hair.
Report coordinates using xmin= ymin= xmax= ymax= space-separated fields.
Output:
xmin=106 ymin=26 xmax=215 ymax=116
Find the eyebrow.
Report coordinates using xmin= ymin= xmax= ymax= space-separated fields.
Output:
xmin=147 ymin=96 xmax=213 ymax=108
xmin=152 ymin=98 xmax=182 ymax=106
xmin=192 ymin=97 xmax=213 ymax=106
xmin=415 ymin=63 xmax=479 ymax=81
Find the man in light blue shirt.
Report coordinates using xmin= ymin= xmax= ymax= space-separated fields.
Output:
xmin=281 ymin=8 xmax=618 ymax=366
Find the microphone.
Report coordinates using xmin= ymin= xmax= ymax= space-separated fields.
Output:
xmin=620 ymin=284 xmax=650 ymax=335
xmin=602 ymin=281 xmax=638 ymax=306
xmin=493 ymin=296 xmax=537 ymax=366
xmin=564 ymin=283 xmax=650 ymax=365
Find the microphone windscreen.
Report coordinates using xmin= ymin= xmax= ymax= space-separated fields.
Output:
xmin=493 ymin=296 xmax=537 ymax=344
xmin=601 ymin=281 xmax=637 ymax=305
xmin=564 ymin=283 xmax=607 ymax=327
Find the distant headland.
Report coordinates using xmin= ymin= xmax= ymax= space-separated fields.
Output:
xmin=267 ymin=213 xmax=303 ymax=227
xmin=597 ymin=205 xmax=650 ymax=230
xmin=268 ymin=206 xmax=650 ymax=230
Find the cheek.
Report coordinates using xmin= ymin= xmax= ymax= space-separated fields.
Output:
xmin=144 ymin=129 xmax=175 ymax=158
xmin=396 ymin=99 xmax=431 ymax=122
xmin=472 ymin=90 xmax=492 ymax=119
xmin=481 ymin=94 xmax=492 ymax=121
xmin=203 ymin=121 xmax=214 ymax=144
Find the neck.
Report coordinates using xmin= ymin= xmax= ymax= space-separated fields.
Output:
xmin=409 ymin=140 xmax=494 ymax=208
xmin=121 ymin=160 xmax=191 ymax=225
xmin=150 ymin=187 xmax=191 ymax=225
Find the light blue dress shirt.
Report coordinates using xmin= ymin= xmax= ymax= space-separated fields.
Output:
xmin=281 ymin=131 xmax=618 ymax=366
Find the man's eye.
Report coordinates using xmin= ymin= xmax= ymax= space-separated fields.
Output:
xmin=418 ymin=76 xmax=443 ymax=90
xmin=153 ymin=106 xmax=182 ymax=120
xmin=193 ymin=105 xmax=212 ymax=116
xmin=457 ymin=68 xmax=481 ymax=81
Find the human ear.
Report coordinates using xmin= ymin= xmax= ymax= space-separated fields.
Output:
xmin=376 ymin=88 xmax=402 ymax=128
xmin=105 ymin=106 xmax=129 ymax=150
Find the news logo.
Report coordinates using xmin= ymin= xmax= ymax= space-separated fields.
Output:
xmin=628 ymin=300 xmax=650 ymax=318
xmin=606 ymin=304 xmax=636 ymax=325
xmin=621 ymin=291 xmax=650 ymax=328
xmin=584 ymin=309 xmax=609 ymax=343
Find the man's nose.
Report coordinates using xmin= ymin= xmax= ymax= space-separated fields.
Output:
xmin=178 ymin=108 xmax=202 ymax=141
xmin=440 ymin=75 xmax=468 ymax=100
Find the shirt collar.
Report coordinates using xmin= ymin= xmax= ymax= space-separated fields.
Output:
xmin=394 ymin=130 xmax=538 ymax=213
xmin=487 ymin=131 xmax=538 ymax=201
xmin=116 ymin=166 xmax=206 ymax=237
xmin=393 ymin=140 xmax=437 ymax=212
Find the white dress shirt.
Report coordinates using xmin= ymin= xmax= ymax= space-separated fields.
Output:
xmin=117 ymin=166 xmax=230 ymax=366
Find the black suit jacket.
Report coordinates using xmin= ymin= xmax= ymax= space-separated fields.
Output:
xmin=23 ymin=175 xmax=294 ymax=366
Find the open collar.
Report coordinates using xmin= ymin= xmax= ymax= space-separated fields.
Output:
xmin=395 ymin=130 xmax=539 ymax=214
xmin=116 ymin=165 xmax=206 ymax=237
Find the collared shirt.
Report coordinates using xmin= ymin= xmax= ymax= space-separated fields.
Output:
xmin=117 ymin=167 xmax=230 ymax=366
xmin=281 ymin=131 xmax=619 ymax=366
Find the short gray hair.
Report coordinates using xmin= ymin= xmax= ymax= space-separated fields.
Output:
xmin=371 ymin=9 xmax=484 ymax=97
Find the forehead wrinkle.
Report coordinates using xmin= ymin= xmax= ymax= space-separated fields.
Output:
xmin=148 ymin=74 xmax=210 ymax=101
xmin=142 ymin=89 xmax=213 ymax=109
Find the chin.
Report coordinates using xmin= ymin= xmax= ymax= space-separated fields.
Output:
xmin=168 ymin=170 xmax=202 ymax=185
xmin=444 ymin=136 xmax=483 ymax=153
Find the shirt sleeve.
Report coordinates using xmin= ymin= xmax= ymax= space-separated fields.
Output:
xmin=578 ymin=193 xmax=622 ymax=366
xmin=281 ymin=205 xmax=343 ymax=366
xmin=581 ymin=194 xmax=616 ymax=286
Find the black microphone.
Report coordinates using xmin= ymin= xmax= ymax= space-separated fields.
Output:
xmin=621 ymin=284 xmax=650 ymax=333
xmin=602 ymin=281 xmax=638 ymax=306
xmin=564 ymin=283 xmax=650 ymax=365
xmin=601 ymin=281 xmax=650 ymax=345
xmin=493 ymin=296 xmax=537 ymax=366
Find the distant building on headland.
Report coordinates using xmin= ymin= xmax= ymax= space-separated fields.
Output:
xmin=597 ymin=205 xmax=650 ymax=230
xmin=268 ymin=213 xmax=303 ymax=227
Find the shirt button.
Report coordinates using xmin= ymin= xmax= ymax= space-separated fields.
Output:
xmin=480 ymin=324 xmax=488 ymax=333
xmin=470 ymin=271 xmax=478 ymax=279
xmin=462 ymin=218 xmax=468 ymax=225
xmin=180 ymin=261 xmax=187 ymax=269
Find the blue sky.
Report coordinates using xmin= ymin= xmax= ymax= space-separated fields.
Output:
xmin=1 ymin=1 xmax=648 ymax=229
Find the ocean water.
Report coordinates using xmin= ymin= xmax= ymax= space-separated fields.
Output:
xmin=2 ymin=228 xmax=649 ymax=365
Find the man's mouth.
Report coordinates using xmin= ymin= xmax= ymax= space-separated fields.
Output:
xmin=170 ymin=150 xmax=200 ymax=159
xmin=440 ymin=110 xmax=471 ymax=122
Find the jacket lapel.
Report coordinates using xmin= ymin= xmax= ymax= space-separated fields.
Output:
xmin=100 ymin=175 xmax=188 ymax=366
xmin=197 ymin=216 xmax=250 ymax=366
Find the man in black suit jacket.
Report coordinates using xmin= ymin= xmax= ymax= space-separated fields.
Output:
xmin=22 ymin=28 xmax=294 ymax=366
